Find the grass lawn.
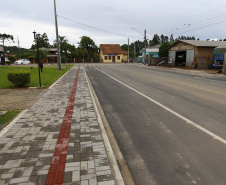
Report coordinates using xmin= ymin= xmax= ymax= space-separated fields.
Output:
xmin=0 ymin=110 xmax=20 ymax=128
xmin=0 ymin=65 xmax=72 ymax=89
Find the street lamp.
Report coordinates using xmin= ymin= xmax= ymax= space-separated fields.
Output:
xmin=33 ymin=30 xmax=42 ymax=87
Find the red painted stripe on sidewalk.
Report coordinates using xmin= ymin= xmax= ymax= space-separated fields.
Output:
xmin=45 ymin=66 xmax=80 ymax=185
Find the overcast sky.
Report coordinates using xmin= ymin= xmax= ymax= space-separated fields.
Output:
xmin=1 ymin=0 xmax=226 ymax=49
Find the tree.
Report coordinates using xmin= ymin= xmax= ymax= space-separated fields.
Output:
xmin=0 ymin=33 xmax=14 ymax=49
xmin=135 ymin=40 xmax=144 ymax=55
xmin=121 ymin=44 xmax=128 ymax=51
xmin=158 ymin=42 xmax=171 ymax=57
xmin=160 ymin=34 xmax=169 ymax=44
xmin=170 ymin=34 xmax=174 ymax=42
xmin=28 ymin=49 xmax=48 ymax=62
xmin=152 ymin=34 xmax=160 ymax=45
xmin=31 ymin=33 xmax=50 ymax=49
xmin=78 ymin=36 xmax=98 ymax=59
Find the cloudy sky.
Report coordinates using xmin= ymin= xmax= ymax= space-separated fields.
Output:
xmin=1 ymin=0 xmax=226 ymax=49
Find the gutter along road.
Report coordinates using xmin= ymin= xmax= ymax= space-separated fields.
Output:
xmin=85 ymin=64 xmax=226 ymax=185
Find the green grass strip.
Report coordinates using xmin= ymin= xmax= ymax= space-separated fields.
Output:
xmin=0 ymin=66 xmax=72 ymax=89
xmin=0 ymin=110 xmax=20 ymax=127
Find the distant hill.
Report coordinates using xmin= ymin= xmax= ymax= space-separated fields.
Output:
xmin=4 ymin=46 xmax=29 ymax=54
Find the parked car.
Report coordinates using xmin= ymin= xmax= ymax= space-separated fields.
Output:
xmin=14 ymin=59 xmax=30 ymax=65
xmin=5 ymin=58 xmax=10 ymax=62
xmin=125 ymin=59 xmax=133 ymax=63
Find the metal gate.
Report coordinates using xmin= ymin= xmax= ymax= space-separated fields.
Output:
xmin=169 ymin=51 xmax=176 ymax=65
xmin=186 ymin=50 xmax=194 ymax=67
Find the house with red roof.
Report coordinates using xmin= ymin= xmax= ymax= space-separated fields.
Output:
xmin=100 ymin=44 xmax=128 ymax=63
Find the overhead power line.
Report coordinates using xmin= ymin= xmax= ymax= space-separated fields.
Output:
xmin=58 ymin=15 xmax=143 ymax=40
xmin=172 ymin=18 xmax=226 ymax=36
xmin=160 ymin=3 xmax=226 ymax=38
xmin=162 ymin=3 xmax=226 ymax=31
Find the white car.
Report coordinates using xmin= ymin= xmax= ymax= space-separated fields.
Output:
xmin=14 ymin=59 xmax=31 ymax=65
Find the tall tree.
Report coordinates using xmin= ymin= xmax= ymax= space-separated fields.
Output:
xmin=170 ymin=34 xmax=174 ymax=42
xmin=152 ymin=34 xmax=160 ymax=45
xmin=0 ymin=33 xmax=14 ymax=49
xmin=78 ymin=36 xmax=98 ymax=59
xmin=31 ymin=33 xmax=50 ymax=49
xmin=158 ymin=42 xmax=171 ymax=57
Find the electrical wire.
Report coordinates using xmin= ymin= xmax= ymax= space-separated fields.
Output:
xmin=159 ymin=3 xmax=226 ymax=39
xmin=162 ymin=3 xmax=226 ymax=32
xmin=172 ymin=18 xmax=226 ymax=36
xmin=57 ymin=15 xmax=143 ymax=40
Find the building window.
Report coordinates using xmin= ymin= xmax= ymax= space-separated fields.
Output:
xmin=117 ymin=56 xmax=120 ymax=60
xmin=104 ymin=56 xmax=107 ymax=60
xmin=108 ymin=56 xmax=111 ymax=60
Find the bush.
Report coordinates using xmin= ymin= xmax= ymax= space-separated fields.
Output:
xmin=5 ymin=61 xmax=11 ymax=65
xmin=8 ymin=56 xmax=16 ymax=62
xmin=7 ymin=70 xmax=31 ymax=87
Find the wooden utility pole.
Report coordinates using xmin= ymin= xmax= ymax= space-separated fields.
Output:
xmin=144 ymin=29 xmax=147 ymax=65
xmin=128 ymin=38 xmax=129 ymax=59
xmin=134 ymin=42 xmax=136 ymax=63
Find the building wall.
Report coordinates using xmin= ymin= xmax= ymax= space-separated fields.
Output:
xmin=197 ymin=47 xmax=214 ymax=58
xmin=100 ymin=50 xmax=127 ymax=63
xmin=122 ymin=54 xmax=128 ymax=61
xmin=142 ymin=51 xmax=159 ymax=63
xmin=168 ymin=41 xmax=215 ymax=68
xmin=169 ymin=42 xmax=197 ymax=55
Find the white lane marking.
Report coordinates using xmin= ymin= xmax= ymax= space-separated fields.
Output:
xmin=94 ymin=67 xmax=226 ymax=145
xmin=194 ymin=77 xmax=226 ymax=84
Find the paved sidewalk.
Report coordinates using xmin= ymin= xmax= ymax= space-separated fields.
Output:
xmin=0 ymin=66 xmax=117 ymax=185
xmin=0 ymin=89 xmax=47 ymax=111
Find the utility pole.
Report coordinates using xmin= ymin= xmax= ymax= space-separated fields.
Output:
xmin=128 ymin=38 xmax=129 ymax=59
xmin=54 ymin=0 xmax=61 ymax=70
xmin=134 ymin=42 xmax=136 ymax=63
xmin=17 ymin=36 xmax=21 ymax=59
xmin=144 ymin=29 xmax=147 ymax=65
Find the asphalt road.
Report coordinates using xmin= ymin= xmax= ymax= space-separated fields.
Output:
xmin=85 ymin=64 xmax=226 ymax=185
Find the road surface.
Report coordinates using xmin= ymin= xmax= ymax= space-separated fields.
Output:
xmin=85 ymin=63 xmax=226 ymax=185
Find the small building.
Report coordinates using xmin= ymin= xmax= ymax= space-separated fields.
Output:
xmin=168 ymin=40 xmax=226 ymax=68
xmin=99 ymin=44 xmax=128 ymax=63
xmin=39 ymin=47 xmax=57 ymax=63
xmin=0 ymin=46 xmax=5 ymax=65
xmin=141 ymin=45 xmax=160 ymax=64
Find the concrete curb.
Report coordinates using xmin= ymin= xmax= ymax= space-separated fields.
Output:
xmin=84 ymin=67 xmax=126 ymax=185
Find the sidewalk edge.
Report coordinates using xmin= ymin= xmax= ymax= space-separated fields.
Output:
xmin=49 ymin=65 xmax=75 ymax=89
xmin=0 ymin=109 xmax=28 ymax=137
xmin=85 ymin=67 xmax=134 ymax=185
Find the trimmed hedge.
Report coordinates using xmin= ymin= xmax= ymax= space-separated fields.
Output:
xmin=6 ymin=61 xmax=11 ymax=65
xmin=7 ymin=70 xmax=31 ymax=87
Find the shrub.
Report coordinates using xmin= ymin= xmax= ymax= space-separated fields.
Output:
xmin=7 ymin=70 xmax=31 ymax=87
xmin=5 ymin=61 xmax=11 ymax=65
xmin=8 ymin=56 xmax=16 ymax=62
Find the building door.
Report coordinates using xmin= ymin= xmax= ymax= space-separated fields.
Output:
xmin=186 ymin=50 xmax=195 ymax=67
xmin=169 ymin=51 xmax=176 ymax=65
xmin=176 ymin=51 xmax=186 ymax=66
xmin=112 ymin=56 xmax=115 ymax=62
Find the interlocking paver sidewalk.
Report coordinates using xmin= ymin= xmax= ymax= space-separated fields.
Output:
xmin=0 ymin=89 xmax=47 ymax=111
xmin=0 ymin=65 xmax=117 ymax=185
